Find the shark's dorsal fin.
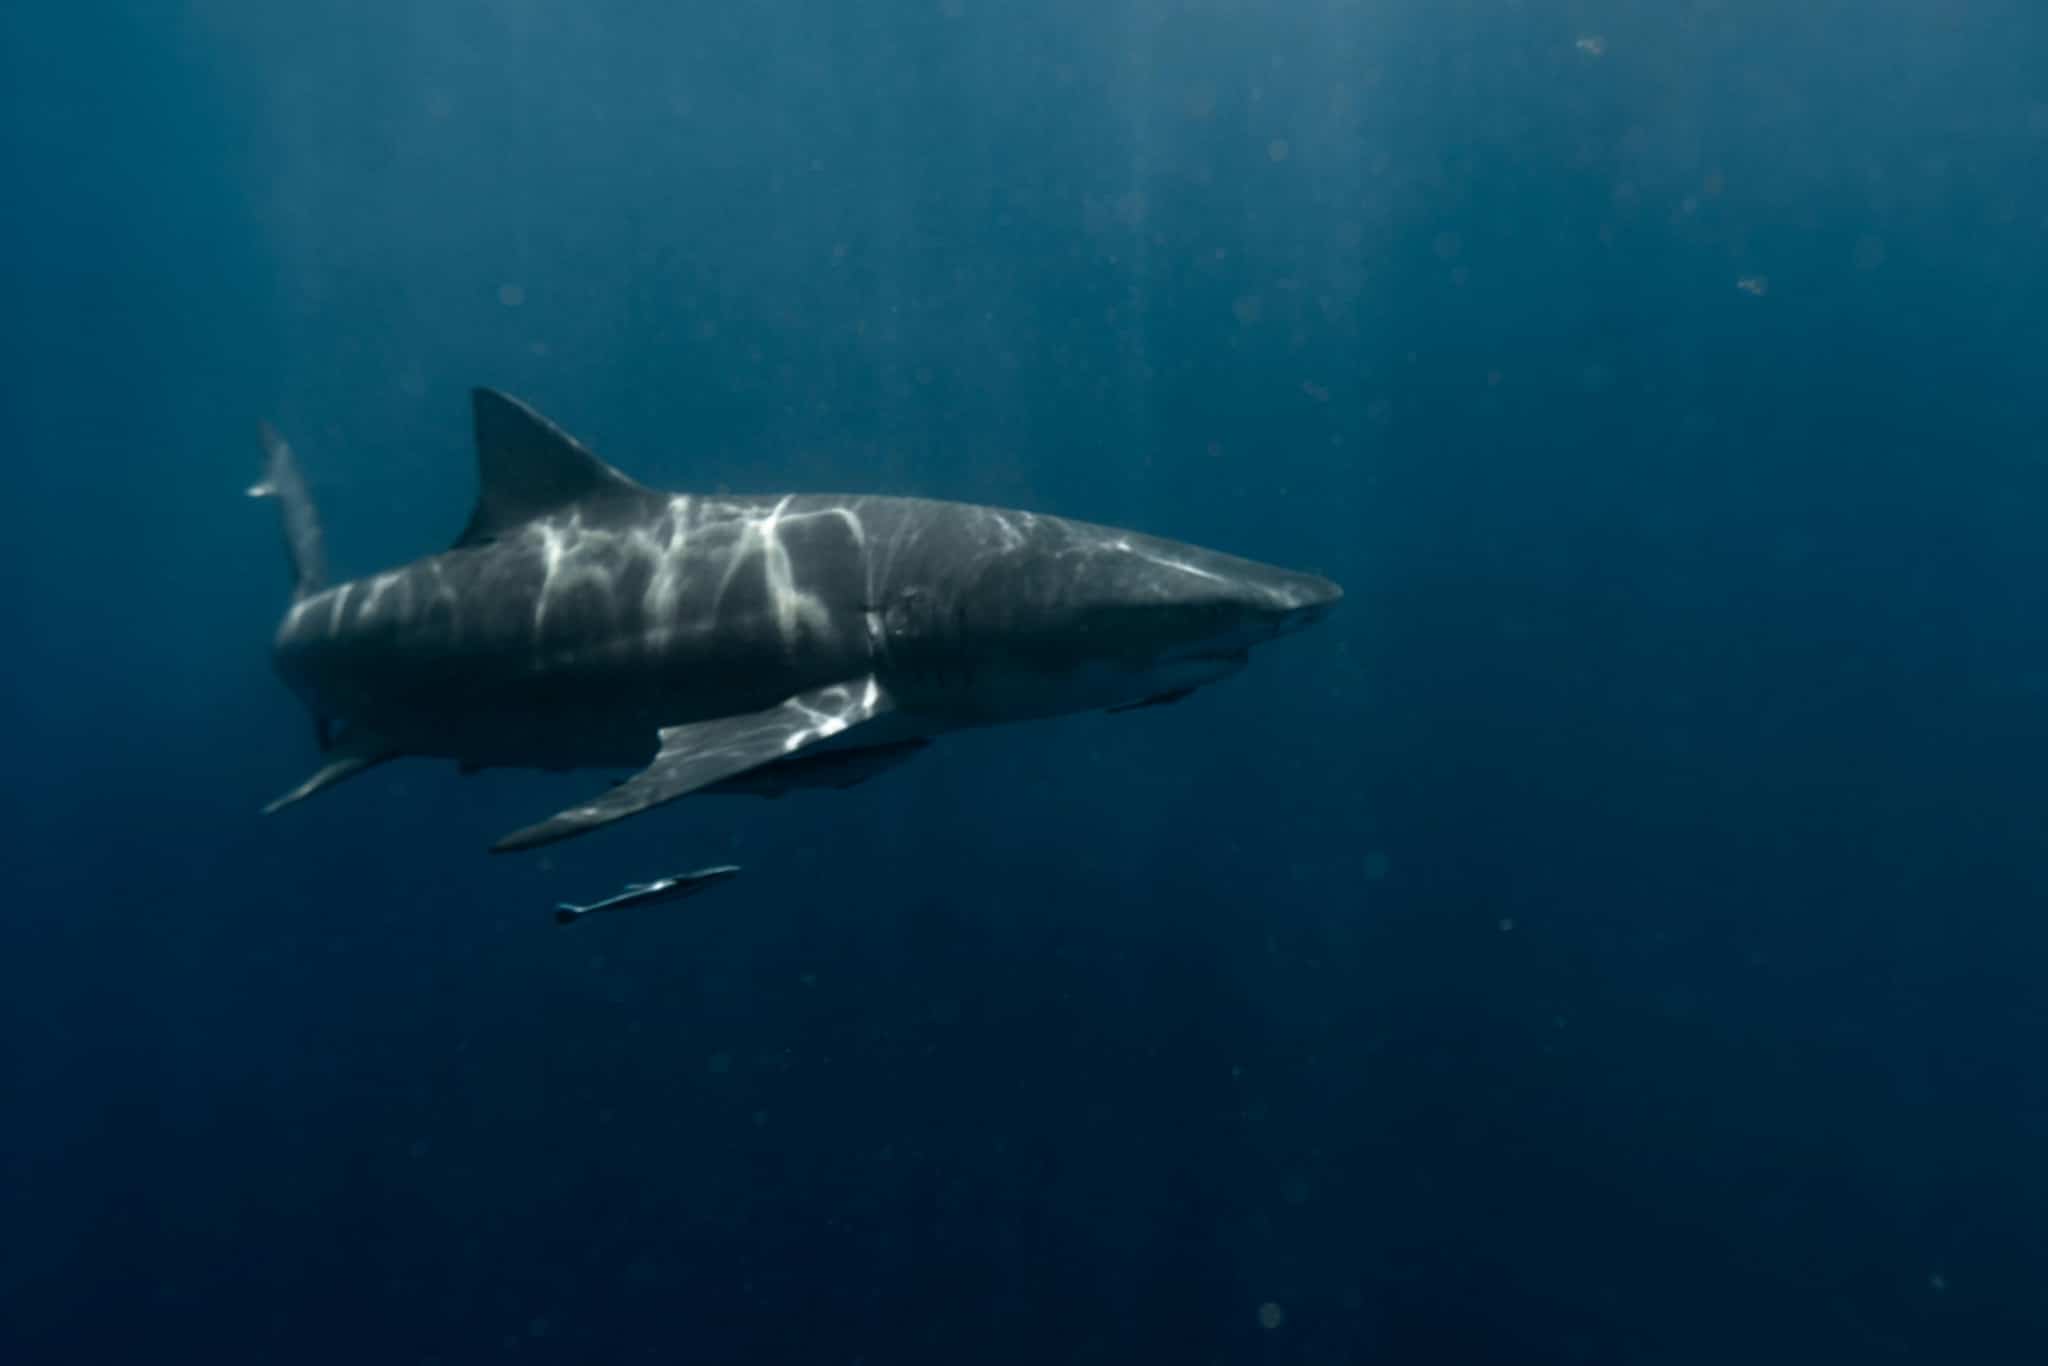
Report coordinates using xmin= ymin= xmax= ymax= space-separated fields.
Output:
xmin=454 ymin=389 xmax=647 ymax=547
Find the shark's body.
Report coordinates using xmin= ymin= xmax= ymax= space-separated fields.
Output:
xmin=256 ymin=390 xmax=1340 ymax=851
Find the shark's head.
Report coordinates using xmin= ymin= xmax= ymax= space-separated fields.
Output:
xmin=887 ymin=518 xmax=1342 ymax=720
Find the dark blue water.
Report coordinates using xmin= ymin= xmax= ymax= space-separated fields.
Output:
xmin=5 ymin=3 xmax=2045 ymax=1362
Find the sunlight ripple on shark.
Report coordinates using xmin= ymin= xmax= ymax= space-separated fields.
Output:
xmin=251 ymin=389 xmax=1341 ymax=853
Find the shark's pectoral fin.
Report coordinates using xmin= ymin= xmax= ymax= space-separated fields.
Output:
xmin=491 ymin=677 xmax=895 ymax=853
xmin=263 ymin=738 xmax=399 ymax=815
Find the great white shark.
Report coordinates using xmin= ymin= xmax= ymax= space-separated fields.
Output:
xmin=253 ymin=389 xmax=1341 ymax=854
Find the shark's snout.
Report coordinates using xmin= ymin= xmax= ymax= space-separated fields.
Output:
xmin=1270 ymin=569 xmax=1342 ymax=614
xmin=1274 ymin=572 xmax=1342 ymax=633
xmin=1215 ymin=561 xmax=1343 ymax=640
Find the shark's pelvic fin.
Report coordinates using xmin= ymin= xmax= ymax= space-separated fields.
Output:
xmin=247 ymin=422 xmax=328 ymax=604
xmin=491 ymin=677 xmax=896 ymax=852
xmin=263 ymin=737 xmax=399 ymax=816
xmin=453 ymin=389 xmax=649 ymax=548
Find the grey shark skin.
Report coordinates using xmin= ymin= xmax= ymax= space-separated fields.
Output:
xmin=253 ymin=389 xmax=1341 ymax=852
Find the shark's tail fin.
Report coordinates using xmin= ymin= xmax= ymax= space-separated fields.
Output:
xmin=247 ymin=421 xmax=328 ymax=604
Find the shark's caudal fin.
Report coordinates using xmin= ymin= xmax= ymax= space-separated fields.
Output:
xmin=452 ymin=389 xmax=650 ymax=548
xmin=247 ymin=422 xmax=327 ymax=604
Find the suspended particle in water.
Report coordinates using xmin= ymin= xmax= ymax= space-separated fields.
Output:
xmin=1736 ymin=276 xmax=1769 ymax=297
xmin=1576 ymin=35 xmax=1606 ymax=58
xmin=1258 ymin=1302 xmax=1286 ymax=1331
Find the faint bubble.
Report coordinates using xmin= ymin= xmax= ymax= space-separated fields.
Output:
xmin=1930 ymin=1272 xmax=1948 ymax=1292
xmin=1499 ymin=918 xmax=1515 ymax=933
xmin=708 ymin=1052 xmax=731 ymax=1074
xmin=1267 ymin=139 xmax=1291 ymax=163
xmin=1258 ymin=1302 xmax=1287 ymax=1330
xmin=497 ymin=283 xmax=524 ymax=307
xmin=1853 ymin=235 xmax=1887 ymax=271
xmin=1363 ymin=850 xmax=1392 ymax=880
xmin=1301 ymin=380 xmax=1330 ymax=403
xmin=1736 ymin=275 xmax=1769 ymax=297
xmin=1575 ymin=35 xmax=1606 ymax=57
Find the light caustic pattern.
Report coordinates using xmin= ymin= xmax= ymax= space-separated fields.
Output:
xmin=287 ymin=495 xmax=877 ymax=658
xmin=528 ymin=496 xmax=869 ymax=647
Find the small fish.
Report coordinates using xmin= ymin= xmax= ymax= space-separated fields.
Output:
xmin=554 ymin=865 xmax=742 ymax=926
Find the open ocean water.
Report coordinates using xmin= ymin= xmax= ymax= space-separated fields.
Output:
xmin=4 ymin=2 xmax=2046 ymax=1363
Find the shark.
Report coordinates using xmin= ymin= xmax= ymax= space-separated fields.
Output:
xmin=252 ymin=389 xmax=1341 ymax=854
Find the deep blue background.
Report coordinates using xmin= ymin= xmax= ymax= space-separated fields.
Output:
xmin=5 ymin=2 xmax=2046 ymax=1362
